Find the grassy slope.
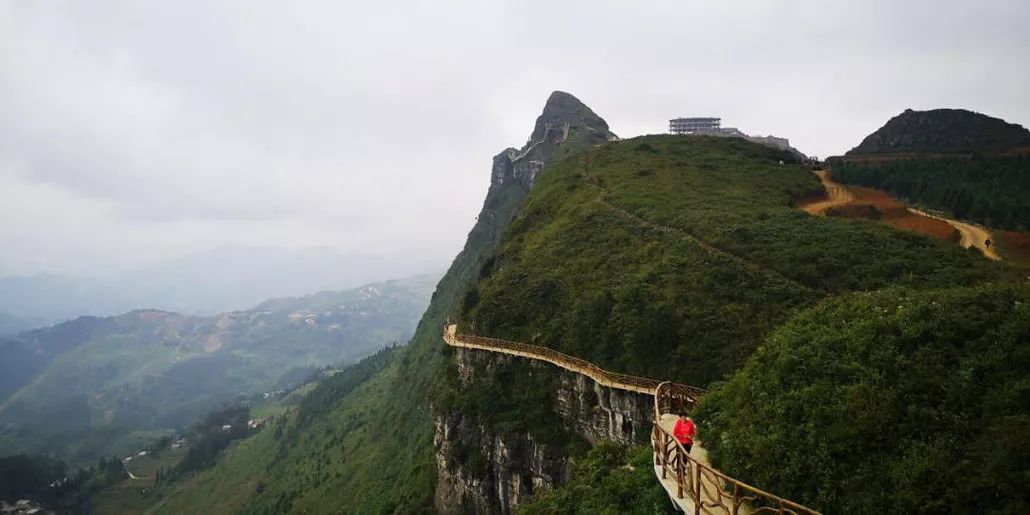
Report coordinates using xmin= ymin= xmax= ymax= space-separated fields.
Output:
xmin=91 ymin=447 xmax=186 ymax=514
xmin=465 ymin=135 xmax=1006 ymax=385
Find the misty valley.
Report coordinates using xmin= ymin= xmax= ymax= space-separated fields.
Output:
xmin=2 ymin=2 xmax=1030 ymax=515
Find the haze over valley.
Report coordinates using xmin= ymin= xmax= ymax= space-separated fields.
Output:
xmin=1 ymin=1 xmax=1028 ymax=514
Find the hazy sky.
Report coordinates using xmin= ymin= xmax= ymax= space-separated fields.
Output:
xmin=2 ymin=0 xmax=1028 ymax=276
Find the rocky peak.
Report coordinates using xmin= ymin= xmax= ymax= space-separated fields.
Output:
xmin=529 ymin=91 xmax=614 ymax=144
xmin=847 ymin=108 xmax=1030 ymax=155
xmin=490 ymin=91 xmax=616 ymax=188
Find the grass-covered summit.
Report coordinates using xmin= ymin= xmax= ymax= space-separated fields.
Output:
xmin=463 ymin=135 xmax=1006 ymax=384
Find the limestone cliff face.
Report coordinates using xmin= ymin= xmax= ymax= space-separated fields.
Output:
xmin=489 ymin=90 xmax=616 ymax=189
xmin=432 ymin=91 xmax=621 ymax=514
xmin=433 ymin=348 xmax=653 ymax=514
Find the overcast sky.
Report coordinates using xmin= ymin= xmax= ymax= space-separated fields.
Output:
xmin=2 ymin=0 xmax=1028 ymax=276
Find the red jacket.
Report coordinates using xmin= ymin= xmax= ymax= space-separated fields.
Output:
xmin=673 ymin=418 xmax=696 ymax=445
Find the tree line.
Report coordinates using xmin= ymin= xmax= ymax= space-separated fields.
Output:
xmin=829 ymin=154 xmax=1030 ymax=230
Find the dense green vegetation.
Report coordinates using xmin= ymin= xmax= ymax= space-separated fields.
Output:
xmin=847 ymin=108 xmax=1030 ymax=155
xmin=0 ymin=453 xmax=126 ymax=511
xmin=464 ymin=135 xmax=1006 ymax=385
xmin=172 ymin=406 xmax=252 ymax=476
xmin=829 ymin=155 xmax=1030 ymax=230
xmin=519 ymin=444 xmax=674 ymax=514
xmin=148 ymin=101 xmax=1022 ymax=514
xmin=697 ymin=283 xmax=1029 ymax=513
xmin=0 ymin=275 xmax=434 ymax=467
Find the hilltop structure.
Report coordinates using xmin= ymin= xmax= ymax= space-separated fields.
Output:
xmin=669 ymin=115 xmax=811 ymax=161
xmin=669 ymin=117 xmax=722 ymax=134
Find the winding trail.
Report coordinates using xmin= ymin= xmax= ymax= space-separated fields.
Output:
xmin=798 ymin=170 xmax=854 ymax=215
xmin=802 ymin=170 xmax=1000 ymax=259
xmin=908 ymin=208 xmax=1001 ymax=260
xmin=589 ymin=185 xmax=816 ymax=294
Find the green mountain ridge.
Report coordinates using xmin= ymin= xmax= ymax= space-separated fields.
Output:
xmin=148 ymin=94 xmax=1024 ymax=514
xmin=0 ymin=274 xmax=436 ymax=467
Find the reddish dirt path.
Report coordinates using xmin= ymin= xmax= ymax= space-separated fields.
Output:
xmin=798 ymin=170 xmax=961 ymax=243
xmin=798 ymin=170 xmax=853 ymax=215
xmin=909 ymin=208 xmax=1001 ymax=260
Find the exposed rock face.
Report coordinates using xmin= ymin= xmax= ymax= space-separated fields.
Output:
xmin=433 ymin=91 xmax=621 ymax=514
xmin=489 ymin=91 xmax=617 ymax=189
xmin=433 ymin=348 xmax=653 ymax=514
xmin=847 ymin=108 xmax=1030 ymax=155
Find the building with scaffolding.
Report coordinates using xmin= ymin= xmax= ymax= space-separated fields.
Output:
xmin=668 ymin=117 xmax=723 ymax=134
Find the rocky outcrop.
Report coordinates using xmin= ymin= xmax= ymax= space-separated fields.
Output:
xmin=489 ymin=91 xmax=617 ymax=189
xmin=434 ymin=91 xmax=621 ymax=514
xmin=433 ymin=347 xmax=653 ymax=514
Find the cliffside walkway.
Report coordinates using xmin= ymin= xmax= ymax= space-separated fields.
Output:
xmin=443 ymin=324 xmax=820 ymax=514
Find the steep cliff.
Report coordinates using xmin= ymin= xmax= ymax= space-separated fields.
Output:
xmin=433 ymin=348 xmax=653 ymax=514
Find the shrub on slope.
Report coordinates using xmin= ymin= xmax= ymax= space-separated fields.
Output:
xmin=696 ymin=283 xmax=1029 ymax=513
xmin=519 ymin=443 xmax=674 ymax=515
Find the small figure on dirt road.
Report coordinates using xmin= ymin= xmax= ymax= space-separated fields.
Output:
xmin=673 ymin=414 xmax=696 ymax=454
xmin=985 ymin=238 xmax=992 ymax=249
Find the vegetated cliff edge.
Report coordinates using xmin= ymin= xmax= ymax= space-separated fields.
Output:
xmin=434 ymin=134 xmax=1008 ymax=512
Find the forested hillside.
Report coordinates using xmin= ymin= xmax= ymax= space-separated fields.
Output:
xmin=829 ymin=155 xmax=1030 ymax=230
xmin=462 ymin=136 xmax=1005 ymax=384
xmin=0 ymin=275 xmax=434 ymax=467
xmin=698 ymin=283 xmax=1029 ymax=513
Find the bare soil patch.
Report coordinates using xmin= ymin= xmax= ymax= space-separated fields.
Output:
xmin=800 ymin=170 xmax=957 ymax=242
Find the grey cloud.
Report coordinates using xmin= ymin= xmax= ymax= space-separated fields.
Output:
xmin=1 ymin=0 xmax=1027 ymax=276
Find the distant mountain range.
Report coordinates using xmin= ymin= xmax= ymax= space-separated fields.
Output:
xmin=0 ymin=313 xmax=44 ymax=337
xmin=0 ymin=246 xmax=440 ymax=327
xmin=0 ymin=273 xmax=437 ymax=466
xmin=847 ymin=108 xmax=1030 ymax=155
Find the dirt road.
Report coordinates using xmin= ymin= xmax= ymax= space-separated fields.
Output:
xmin=798 ymin=170 xmax=854 ymax=215
xmin=800 ymin=170 xmax=1000 ymax=259
xmin=908 ymin=208 xmax=1001 ymax=260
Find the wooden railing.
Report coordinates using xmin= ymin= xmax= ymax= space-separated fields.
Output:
xmin=442 ymin=324 xmax=819 ymax=515
xmin=651 ymin=382 xmax=820 ymax=514
xmin=442 ymin=324 xmax=672 ymax=395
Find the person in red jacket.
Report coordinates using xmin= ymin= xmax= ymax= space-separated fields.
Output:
xmin=673 ymin=414 xmax=696 ymax=453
